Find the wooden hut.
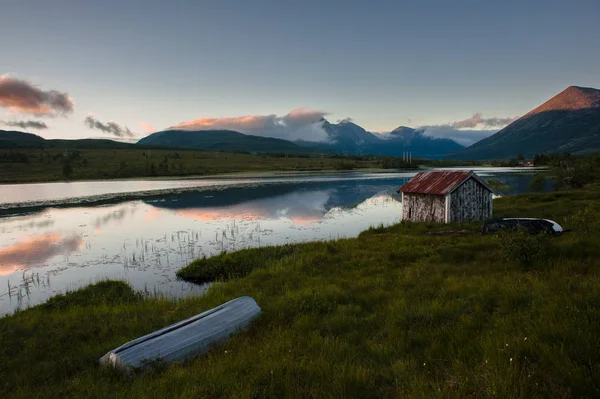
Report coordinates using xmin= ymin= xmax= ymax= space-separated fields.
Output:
xmin=397 ymin=170 xmax=496 ymax=223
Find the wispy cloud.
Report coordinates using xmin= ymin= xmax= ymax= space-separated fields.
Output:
xmin=172 ymin=108 xmax=329 ymax=142
xmin=84 ymin=115 xmax=134 ymax=138
xmin=1 ymin=120 xmax=48 ymax=130
xmin=419 ymin=126 xmax=498 ymax=146
xmin=416 ymin=113 xmax=518 ymax=146
xmin=0 ymin=75 xmax=74 ymax=116
xmin=140 ymin=121 xmax=155 ymax=134
xmin=451 ymin=113 xmax=517 ymax=128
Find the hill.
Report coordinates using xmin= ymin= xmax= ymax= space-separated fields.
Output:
xmin=137 ymin=129 xmax=316 ymax=154
xmin=451 ymin=86 xmax=600 ymax=159
xmin=0 ymin=130 xmax=45 ymax=147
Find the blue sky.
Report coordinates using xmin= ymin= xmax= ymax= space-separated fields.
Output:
xmin=1 ymin=0 xmax=599 ymax=142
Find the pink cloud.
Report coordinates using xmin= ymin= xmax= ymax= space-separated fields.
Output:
xmin=140 ymin=121 xmax=156 ymax=133
xmin=172 ymin=108 xmax=329 ymax=142
xmin=0 ymin=234 xmax=83 ymax=275
xmin=0 ymin=75 xmax=74 ymax=117
xmin=175 ymin=115 xmax=276 ymax=131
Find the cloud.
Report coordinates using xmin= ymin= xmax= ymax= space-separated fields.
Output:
xmin=370 ymin=131 xmax=390 ymax=140
xmin=172 ymin=108 xmax=329 ymax=142
xmin=451 ymin=113 xmax=517 ymax=129
xmin=419 ymin=126 xmax=498 ymax=146
xmin=84 ymin=115 xmax=134 ymax=138
xmin=1 ymin=120 xmax=48 ymax=130
xmin=140 ymin=121 xmax=155 ymax=133
xmin=0 ymin=75 xmax=74 ymax=116
xmin=415 ymin=113 xmax=518 ymax=146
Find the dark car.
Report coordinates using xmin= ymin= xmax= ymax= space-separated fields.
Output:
xmin=481 ymin=218 xmax=564 ymax=235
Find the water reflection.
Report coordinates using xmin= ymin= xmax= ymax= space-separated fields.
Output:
xmin=145 ymin=179 xmax=405 ymax=224
xmin=0 ymin=234 xmax=83 ymax=276
xmin=0 ymin=169 xmax=545 ymax=315
xmin=94 ymin=207 xmax=129 ymax=229
xmin=171 ymin=190 xmax=332 ymax=224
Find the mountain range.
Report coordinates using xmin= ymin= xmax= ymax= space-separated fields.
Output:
xmin=137 ymin=119 xmax=465 ymax=158
xmin=315 ymin=119 xmax=464 ymax=157
xmin=3 ymin=85 xmax=600 ymax=159
xmin=450 ymin=86 xmax=600 ymax=159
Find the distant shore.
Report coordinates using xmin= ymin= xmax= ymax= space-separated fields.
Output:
xmin=0 ymin=147 xmax=432 ymax=184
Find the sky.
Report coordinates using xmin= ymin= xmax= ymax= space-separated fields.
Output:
xmin=1 ymin=0 xmax=599 ymax=145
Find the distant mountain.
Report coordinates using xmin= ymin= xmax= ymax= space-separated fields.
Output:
xmin=381 ymin=126 xmax=465 ymax=157
xmin=322 ymin=119 xmax=381 ymax=153
xmin=297 ymin=120 xmax=464 ymax=158
xmin=389 ymin=126 xmax=418 ymax=138
xmin=451 ymin=86 xmax=600 ymax=159
xmin=137 ymin=129 xmax=315 ymax=154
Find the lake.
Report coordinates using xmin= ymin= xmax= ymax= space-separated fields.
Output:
xmin=0 ymin=168 xmax=549 ymax=315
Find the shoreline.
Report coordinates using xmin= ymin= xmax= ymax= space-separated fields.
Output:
xmin=0 ymin=166 xmax=547 ymax=216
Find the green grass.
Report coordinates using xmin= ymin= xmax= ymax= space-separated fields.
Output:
xmin=1 ymin=188 xmax=600 ymax=397
xmin=0 ymin=148 xmax=397 ymax=183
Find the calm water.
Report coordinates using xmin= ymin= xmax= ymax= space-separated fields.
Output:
xmin=0 ymin=168 xmax=548 ymax=315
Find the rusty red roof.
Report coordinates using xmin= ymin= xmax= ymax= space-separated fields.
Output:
xmin=398 ymin=170 xmax=477 ymax=195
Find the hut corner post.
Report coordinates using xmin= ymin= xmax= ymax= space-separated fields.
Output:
xmin=444 ymin=193 xmax=451 ymax=223
xmin=401 ymin=192 xmax=404 ymax=221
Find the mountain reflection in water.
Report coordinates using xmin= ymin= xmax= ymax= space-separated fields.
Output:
xmin=144 ymin=179 xmax=403 ymax=224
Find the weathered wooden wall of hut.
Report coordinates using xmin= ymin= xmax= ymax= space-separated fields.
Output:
xmin=402 ymin=193 xmax=445 ymax=223
xmin=448 ymin=178 xmax=492 ymax=222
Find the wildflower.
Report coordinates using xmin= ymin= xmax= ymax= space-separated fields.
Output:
xmin=524 ymin=337 xmax=528 ymax=341
xmin=510 ymin=358 xmax=513 ymax=362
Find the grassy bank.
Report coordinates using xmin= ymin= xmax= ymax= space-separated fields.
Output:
xmin=2 ymin=188 xmax=600 ymax=397
xmin=0 ymin=147 xmax=408 ymax=183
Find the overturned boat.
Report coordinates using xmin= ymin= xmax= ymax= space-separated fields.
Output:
xmin=99 ymin=296 xmax=261 ymax=373
xmin=481 ymin=218 xmax=564 ymax=235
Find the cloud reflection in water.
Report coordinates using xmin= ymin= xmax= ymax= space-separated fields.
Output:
xmin=0 ymin=234 xmax=83 ymax=276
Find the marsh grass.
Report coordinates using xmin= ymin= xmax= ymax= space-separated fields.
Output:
xmin=1 ymin=188 xmax=600 ymax=397
xmin=496 ymin=231 xmax=550 ymax=269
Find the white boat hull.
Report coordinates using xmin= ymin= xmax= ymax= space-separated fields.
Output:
xmin=99 ymin=296 xmax=261 ymax=373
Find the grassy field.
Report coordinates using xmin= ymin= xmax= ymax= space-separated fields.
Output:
xmin=1 ymin=186 xmax=600 ymax=397
xmin=0 ymin=147 xmax=406 ymax=183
